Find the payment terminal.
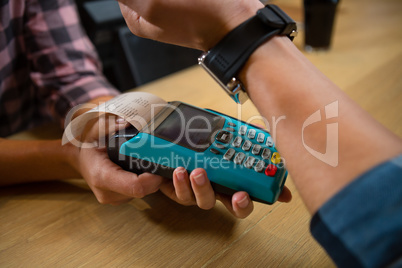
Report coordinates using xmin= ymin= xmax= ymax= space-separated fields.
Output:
xmin=107 ymin=101 xmax=287 ymax=204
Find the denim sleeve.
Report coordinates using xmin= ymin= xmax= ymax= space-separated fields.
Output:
xmin=310 ymin=154 xmax=402 ymax=268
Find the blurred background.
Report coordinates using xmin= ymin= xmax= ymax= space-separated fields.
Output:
xmin=74 ymin=0 xmax=202 ymax=92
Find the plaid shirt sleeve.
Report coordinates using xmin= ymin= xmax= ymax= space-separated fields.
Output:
xmin=25 ymin=0 xmax=119 ymax=125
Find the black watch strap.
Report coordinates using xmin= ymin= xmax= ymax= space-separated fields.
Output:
xmin=198 ymin=5 xmax=297 ymax=104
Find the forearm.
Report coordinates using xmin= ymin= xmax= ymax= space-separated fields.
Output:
xmin=240 ymin=36 xmax=402 ymax=213
xmin=0 ymin=138 xmax=80 ymax=185
xmin=0 ymin=96 xmax=115 ymax=186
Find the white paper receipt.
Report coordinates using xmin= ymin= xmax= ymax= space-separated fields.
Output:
xmin=62 ymin=92 xmax=167 ymax=145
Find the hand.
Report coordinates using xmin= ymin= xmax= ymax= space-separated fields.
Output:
xmin=160 ymin=167 xmax=292 ymax=219
xmin=69 ymin=114 xmax=163 ymax=205
xmin=117 ymin=0 xmax=263 ymax=51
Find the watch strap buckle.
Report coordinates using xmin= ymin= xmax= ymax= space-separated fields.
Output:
xmin=198 ymin=52 xmax=248 ymax=104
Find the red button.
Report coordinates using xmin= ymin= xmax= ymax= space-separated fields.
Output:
xmin=265 ymin=164 xmax=277 ymax=177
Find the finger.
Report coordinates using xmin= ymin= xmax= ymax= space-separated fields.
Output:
xmin=109 ymin=115 xmax=130 ymax=131
xmin=81 ymin=114 xmax=129 ymax=147
xmin=217 ymin=192 xmax=254 ymax=219
xmin=137 ymin=172 xmax=165 ymax=196
xmin=231 ymin=192 xmax=254 ymax=218
xmin=189 ymin=169 xmax=216 ymax=210
xmin=98 ymin=114 xmax=130 ymax=138
xmin=159 ymin=178 xmax=177 ymax=200
xmin=173 ymin=167 xmax=195 ymax=205
xmin=117 ymin=0 xmax=144 ymax=15
xmin=117 ymin=1 xmax=163 ymax=39
xmin=83 ymin=150 xmax=163 ymax=198
xmin=101 ymin=168 xmax=162 ymax=198
xmin=90 ymin=187 xmax=134 ymax=205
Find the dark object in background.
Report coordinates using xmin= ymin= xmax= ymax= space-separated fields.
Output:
xmin=114 ymin=27 xmax=201 ymax=90
xmin=304 ymin=0 xmax=340 ymax=52
xmin=75 ymin=0 xmax=200 ymax=91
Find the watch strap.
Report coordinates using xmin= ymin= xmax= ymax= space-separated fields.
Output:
xmin=202 ymin=5 xmax=297 ymax=85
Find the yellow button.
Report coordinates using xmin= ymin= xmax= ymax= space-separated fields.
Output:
xmin=271 ymin=152 xmax=281 ymax=164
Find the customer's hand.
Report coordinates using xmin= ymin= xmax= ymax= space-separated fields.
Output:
xmin=160 ymin=167 xmax=292 ymax=219
xmin=117 ymin=0 xmax=263 ymax=51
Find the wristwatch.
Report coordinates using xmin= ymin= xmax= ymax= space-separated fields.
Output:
xmin=198 ymin=5 xmax=297 ymax=104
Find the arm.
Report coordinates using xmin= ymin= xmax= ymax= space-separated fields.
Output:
xmin=242 ymin=36 xmax=402 ymax=213
xmin=117 ymin=0 xmax=402 ymax=214
xmin=0 ymin=96 xmax=163 ymax=205
xmin=0 ymin=138 xmax=79 ymax=185
xmin=24 ymin=0 xmax=120 ymax=126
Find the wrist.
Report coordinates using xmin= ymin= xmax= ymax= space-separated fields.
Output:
xmin=239 ymin=36 xmax=296 ymax=96
xmin=61 ymin=139 xmax=81 ymax=176
xmin=198 ymin=4 xmax=297 ymax=104
xmin=241 ymin=34 xmax=321 ymax=99
xmin=204 ymin=1 xmax=264 ymax=51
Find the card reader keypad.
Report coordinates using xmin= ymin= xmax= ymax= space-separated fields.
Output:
xmin=214 ymin=122 xmax=281 ymax=177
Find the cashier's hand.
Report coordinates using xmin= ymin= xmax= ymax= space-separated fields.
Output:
xmin=160 ymin=167 xmax=292 ymax=219
xmin=70 ymin=115 xmax=163 ymax=205
xmin=117 ymin=0 xmax=263 ymax=51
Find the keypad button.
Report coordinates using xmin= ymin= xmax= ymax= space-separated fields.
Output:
xmin=266 ymin=136 xmax=274 ymax=147
xmin=226 ymin=127 xmax=235 ymax=132
xmin=210 ymin=148 xmax=220 ymax=155
xmin=232 ymin=136 xmax=242 ymax=147
xmin=257 ymin=133 xmax=265 ymax=143
xmin=271 ymin=152 xmax=281 ymax=164
xmin=262 ymin=148 xmax=271 ymax=160
xmin=244 ymin=156 xmax=256 ymax=169
xmin=223 ymin=148 xmax=235 ymax=161
xmin=265 ymin=164 xmax=278 ymax=177
xmin=239 ymin=125 xmax=247 ymax=135
xmin=254 ymin=160 xmax=265 ymax=173
xmin=228 ymin=122 xmax=236 ymax=127
xmin=252 ymin=144 xmax=262 ymax=155
xmin=247 ymin=129 xmax=256 ymax=139
xmin=234 ymin=152 xmax=246 ymax=165
xmin=216 ymin=131 xmax=233 ymax=144
xmin=242 ymin=140 xmax=252 ymax=151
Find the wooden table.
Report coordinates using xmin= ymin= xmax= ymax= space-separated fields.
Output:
xmin=1 ymin=0 xmax=401 ymax=266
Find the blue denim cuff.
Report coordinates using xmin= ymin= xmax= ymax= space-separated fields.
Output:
xmin=311 ymin=154 xmax=402 ymax=268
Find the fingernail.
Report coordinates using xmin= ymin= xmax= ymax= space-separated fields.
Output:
xmin=116 ymin=117 xmax=126 ymax=124
xmin=176 ymin=168 xmax=186 ymax=181
xmin=193 ymin=172 xmax=206 ymax=186
xmin=237 ymin=196 xmax=249 ymax=209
